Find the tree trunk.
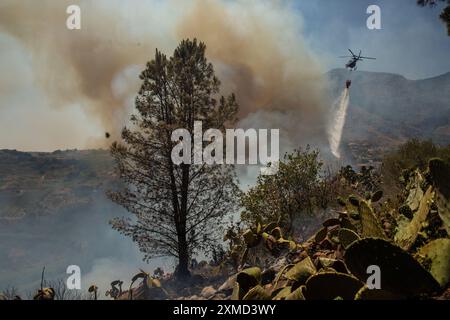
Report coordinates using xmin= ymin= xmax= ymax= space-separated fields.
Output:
xmin=175 ymin=163 xmax=191 ymax=280
xmin=175 ymin=236 xmax=191 ymax=279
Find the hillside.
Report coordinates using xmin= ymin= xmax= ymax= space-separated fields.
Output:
xmin=327 ymin=69 xmax=450 ymax=146
xmin=0 ymin=149 xmax=116 ymax=220
xmin=0 ymin=149 xmax=153 ymax=293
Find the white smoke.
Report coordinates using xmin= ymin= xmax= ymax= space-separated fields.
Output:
xmin=327 ymin=88 xmax=350 ymax=159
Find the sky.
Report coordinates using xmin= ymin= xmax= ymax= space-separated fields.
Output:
xmin=296 ymin=0 xmax=450 ymax=79
xmin=0 ymin=0 xmax=449 ymax=152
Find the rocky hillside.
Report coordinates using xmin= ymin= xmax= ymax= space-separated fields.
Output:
xmin=0 ymin=149 xmax=152 ymax=294
xmin=0 ymin=149 xmax=116 ymax=221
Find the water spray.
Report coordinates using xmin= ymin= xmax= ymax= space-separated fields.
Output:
xmin=328 ymin=82 xmax=351 ymax=159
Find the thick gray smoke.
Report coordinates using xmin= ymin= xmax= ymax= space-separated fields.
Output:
xmin=0 ymin=0 xmax=330 ymax=152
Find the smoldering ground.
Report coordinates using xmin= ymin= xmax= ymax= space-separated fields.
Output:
xmin=0 ymin=0 xmax=330 ymax=152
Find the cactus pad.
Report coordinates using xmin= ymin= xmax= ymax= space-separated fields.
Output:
xmin=285 ymin=285 xmax=306 ymax=300
xmin=371 ymin=190 xmax=383 ymax=202
xmin=348 ymin=195 xmax=360 ymax=207
xmin=315 ymin=226 xmax=328 ymax=243
xmin=345 ymin=238 xmax=441 ymax=297
xmin=340 ymin=217 xmax=357 ymax=232
xmin=304 ymin=272 xmax=363 ymax=300
xmin=272 ymin=286 xmax=292 ymax=300
xmin=243 ymin=229 xmax=260 ymax=248
xmin=416 ymin=238 xmax=450 ymax=287
xmin=359 ymin=200 xmax=386 ymax=239
xmin=339 ymin=228 xmax=360 ymax=249
xmin=323 ymin=218 xmax=341 ymax=227
xmin=395 ymin=186 xmax=434 ymax=250
xmin=428 ymin=158 xmax=450 ymax=198
xmin=236 ymin=267 xmax=261 ymax=293
xmin=242 ymin=285 xmax=271 ymax=300
xmin=354 ymin=285 xmax=404 ymax=300
xmin=284 ymin=256 xmax=317 ymax=284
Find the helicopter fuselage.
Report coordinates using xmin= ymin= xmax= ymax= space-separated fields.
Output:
xmin=346 ymin=59 xmax=358 ymax=70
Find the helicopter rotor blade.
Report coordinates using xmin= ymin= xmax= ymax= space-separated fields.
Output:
xmin=360 ymin=56 xmax=376 ymax=60
xmin=348 ymin=49 xmax=356 ymax=57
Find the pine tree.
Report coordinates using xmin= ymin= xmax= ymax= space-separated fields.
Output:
xmin=108 ymin=39 xmax=239 ymax=279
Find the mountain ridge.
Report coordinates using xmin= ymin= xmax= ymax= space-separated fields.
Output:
xmin=327 ymin=68 xmax=450 ymax=147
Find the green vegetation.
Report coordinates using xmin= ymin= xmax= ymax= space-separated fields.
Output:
xmin=240 ymin=147 xmax=336 ymax=232
xmin=223 ymin=158 xmax=449 ymax=300
xmin=218 ymin=140 xmax=450 ymax=301
xmin=382 ymin=139 xmax=450 ymax=188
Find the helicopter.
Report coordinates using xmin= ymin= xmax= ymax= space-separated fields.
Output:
xmin=339 ymin=49 xmax=376 ymax=71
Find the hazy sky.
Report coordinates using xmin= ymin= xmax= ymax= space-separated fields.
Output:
xmin=0 ymin=0 xmax=449 ymax=151
xmin=297 ymin=0 xmax=450 ymax=79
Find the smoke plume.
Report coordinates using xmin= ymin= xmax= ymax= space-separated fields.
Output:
xmin=0 ymin=0 xmax=329 ymax=151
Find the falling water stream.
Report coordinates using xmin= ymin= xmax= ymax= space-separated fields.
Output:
xmin=328 ymin=88 xmax=350 ymax=158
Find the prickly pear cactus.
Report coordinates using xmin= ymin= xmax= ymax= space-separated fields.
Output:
xmin=231 ymin=282 xmax=243 ymax=300
xmin=270 ymin=227 xmax=283 ymax=240
xmin=243 ymin=229 xmax=260 ymax=248
xmin=314 ymin=227 xmax=328 ymax=243
xmin=348 ymin=195 xmax=360 ymax=207
xmin=33 ymin=287 xmax=55 ymax=300
xmin=340 ymin=216 xmax=357 ymax=232
xmin=236 ymin=267 xmax=261 ymax=292
xmin=242 ymin=285 xmax=271 ymax=300
xmin=322 ymin=218 xmax=341 ymax=227
xmin=285 ymin=285 xmax=306 ymax=300
xmin=428 ymin=160 xmax=450 ymax=235
xmin=398 ymin=205 xmax=413 ymax=219
xmin=354 ymin=285 xmax=404 ymax=300
xmin=272 ymin=286 xmax=292 ymax=300
xmin=345 ymin=238 xmax=441 ymax=297
xmin=405 ymin=170 xmax=424 ymax=211
xmin=435 ymin=193 xmax=450 ymax=235
xmin=395 ymin=186 xmax=434 ymax=250
xmin=328 ymin=228 xmax=340 ymax=244
xmin=263 ymin=222 xmax=278 ymax=233
xmin=371 ymin=190 xmax=383 ymax=203
xmin=284 ymin=256 xmax=317 ymax=284
xmin=338 ymin=228 xmax=360 ymax=249
xmin=428 ymin=158 xmax=450 ymax=198
xmin=304 ymin=272 xmax=363 ymax=300
xmin=359 ymin=200 xmax=386 ymax=239
xmin=416 ymin=238 xmax=450 ymax=288
xmin=317 ymin=257 xmax=348 ymax=274
xmin=231 ymin=267 xmax=262 ymax=300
